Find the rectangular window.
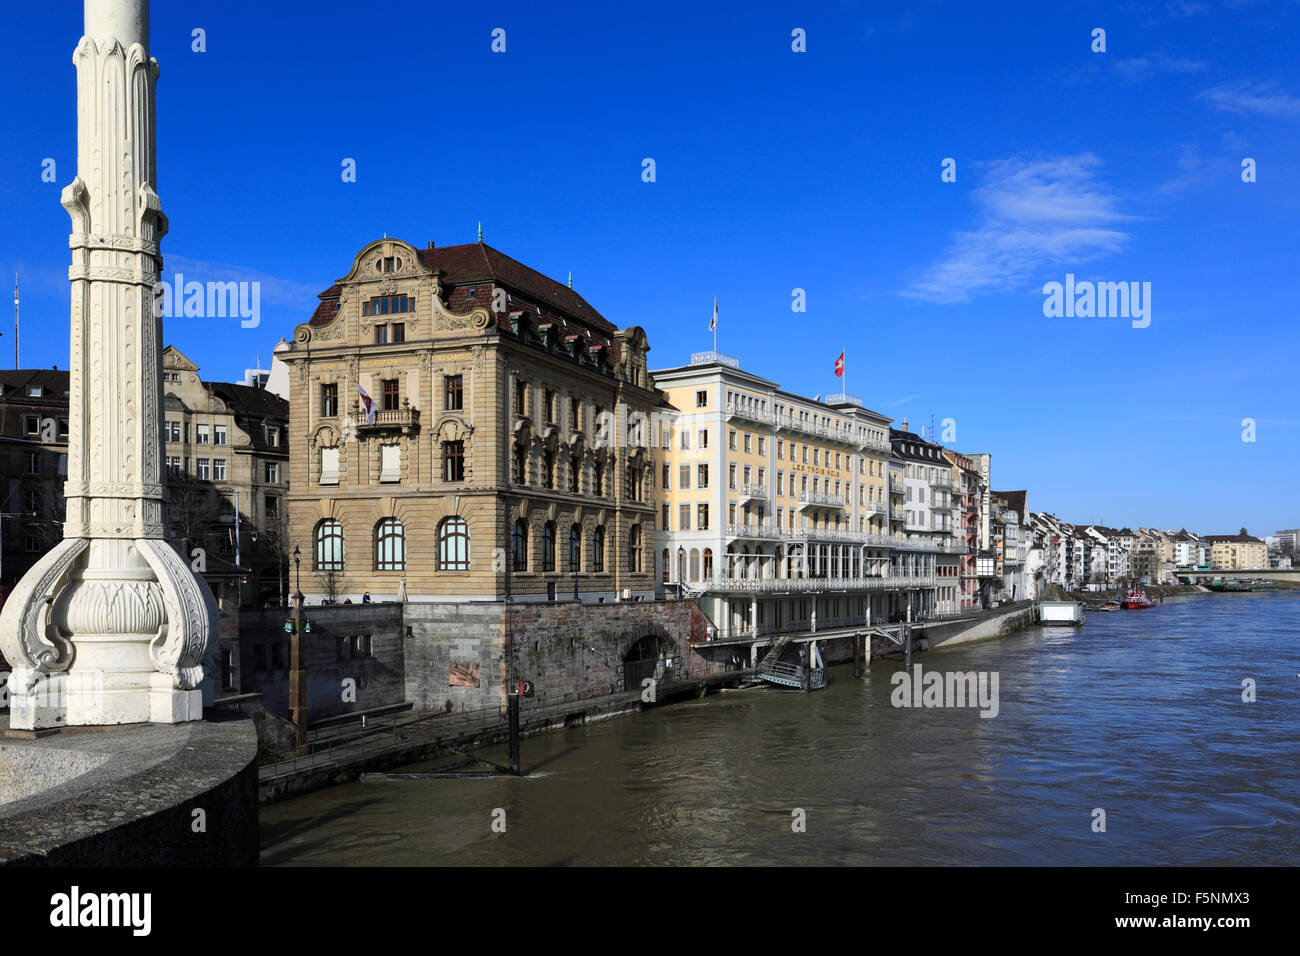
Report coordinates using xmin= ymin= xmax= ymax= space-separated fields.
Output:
xmin=777 ymin=472 xmax=784 ymax=495
xmin=445 ymin=374 xmax=463 ymax=410
xmin=697 ymin=503 xmax=709 ymax=531
xmin=662 ymin=503 xmax=670 ymax=529
xmin=197 ymin=458 xmax=210 ymax=480
xmin=680 ymin=430 xmax=690 ymax=450
xmin=729 ymin=463 xmax=736 ymax=489
xmin=697 ymin=464 xmax=709 ymax=489
xmin=21 ymin=414 xmax=39 ymax=435
xmin=728 ymin=430 xmax=736 ymax=450
xmin=380 ymin=444 xmax=401 ymax=483
xmin=265 ymin=496 xmax=279 ymax=519
xmin=758 ymin=437 xmax=766 ymax=456
xmin=544 ymin=390 xmax=556 ymax=423
xmin=699 ymin=429 xmax=708 ymax=449
xmin=679 ymin=503 xmax=691 ymax=531
xmin=382 ymin=379 xmax=399 ymax=411
xmin=777 ymin=439 xmax=784 ymax=460
xmin=743 ymin=433 xmax=752 ymax=454
xmin=391 ymin=323 xmax=405 ymax=343
xmin=662 ymin=463 xmax=670 ymax=487
xmin=213 ymin=458 xmax=227 ymax=481
xmin=322 ymin=383 xmax=338 ymax=417
xmin=320 ymin=447 xmax=340 ymax=485
xmin=196 ymin=424 xmax=210 ymax=445
xmin=514 ymin=381 xmax=528 ymax=416
xmin=570 ymin=396 xmax=581 ymax=430
xmin=214 ymin=425 xmax=227 ymax=446
xmin=165 ymin=420 xmax=181 ymax=443
xmin=679 ymin=464 xmax=691 ymax=490
xmin=167 ymin=456 xmax=182 ymax=477
xmin=443 ymin=440 xmax=465 ymax=481
xmin=266 ymin=462 xmax=279 ymax=483
xmin=695 ymin=389 xmax=708 ymax=408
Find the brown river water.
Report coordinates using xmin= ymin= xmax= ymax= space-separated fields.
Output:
xmin=260 ymin=592 xmax=1300 ymax=865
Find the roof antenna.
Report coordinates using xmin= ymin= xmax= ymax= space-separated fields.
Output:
xmin=568 ymin=271 xmax=573 ymax=289
xmin=477 ymin=221 xmax=483 ymax=243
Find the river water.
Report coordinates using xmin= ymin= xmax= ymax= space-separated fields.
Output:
xmin=260 ymin=592 xmax=1300 ymax=866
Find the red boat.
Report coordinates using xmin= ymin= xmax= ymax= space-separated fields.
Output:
xmin=1122 ymin=587 xmax=1154 ymax=609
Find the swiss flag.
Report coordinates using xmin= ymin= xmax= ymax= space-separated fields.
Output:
xmin=834 ymin=351 xmax=844 ymax=378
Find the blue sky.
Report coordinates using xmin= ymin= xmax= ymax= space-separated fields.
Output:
xmin=2 ymin=0 xmax=1297 ymax=534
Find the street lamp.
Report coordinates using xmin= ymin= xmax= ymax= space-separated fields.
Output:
xmin=289 ymin=544 xmax=306 ymax=752
xmin=677 ymin=546 xmax=685 ymax=601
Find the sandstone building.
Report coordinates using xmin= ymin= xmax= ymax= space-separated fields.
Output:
xmin=283 ymin=237 xmax=661 ymax=603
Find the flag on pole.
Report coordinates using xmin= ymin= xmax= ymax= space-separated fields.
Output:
xmin=834 ymin=351 xmax=845 ymax=378
xmin=357 ymin=383 xmax=376 ymax=424
xmin=709 ymin=295 xmax=717 ymax=332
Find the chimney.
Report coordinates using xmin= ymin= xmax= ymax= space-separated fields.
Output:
xmin=902 ymin=417 xmax=909 ymax=433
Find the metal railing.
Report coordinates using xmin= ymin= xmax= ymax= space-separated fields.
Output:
xmin=798 ymin=490 xmax=846 ymax=508
xmin=727 ymin=521 xmax=783 ymax=539
xmin=695 ymin=574 xmax=936 ymax=593
xmin=737 ymin=482 xmax=767 ymax=499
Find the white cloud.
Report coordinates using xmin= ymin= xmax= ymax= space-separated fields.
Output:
xmin=1199 ymin=81 xmax=1300 ymax=118
xmin=901 ymin=154 xmax=1135 ymax=305
xmin=1112 ymin=52 xmax=1207 ymax=79
xmin=165 ymin=254 xmax=320 ymax=309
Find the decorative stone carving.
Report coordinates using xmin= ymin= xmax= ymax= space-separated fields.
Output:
xmin=0 ymin=0 xmax=215 ymax=728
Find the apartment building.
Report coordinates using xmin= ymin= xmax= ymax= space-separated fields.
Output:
xmin=1203 ymin=533 xmax=1268 ymax=570
xmin=283 ymin=237 xmax=661 ymax=603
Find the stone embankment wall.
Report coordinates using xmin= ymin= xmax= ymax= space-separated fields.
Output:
xmin=235 ymin=599 xmax=715 ymax=723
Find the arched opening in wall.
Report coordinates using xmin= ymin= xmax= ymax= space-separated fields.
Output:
xmin=621 ymin=634 xmax=668 ymax=693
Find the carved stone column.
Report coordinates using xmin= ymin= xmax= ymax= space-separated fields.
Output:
xmin=0 ymin=0 xmax=216 ymax=728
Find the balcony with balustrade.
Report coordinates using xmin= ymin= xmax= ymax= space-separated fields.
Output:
xmin=725 ymin=400 xmax=773 ymax=427
xmin=736 ymin=482 xmax=767 ymax=503
xmin=726 ymin=522 xmax=784 ymax=541
xmin=797 ymin=490 xmax=846 ymax=510
xmin=357 ymin=403 xmax=420 ymax=436
xmin=866 ymin=500 xmax=887 ymax=515
xmin=699 ymin=573 xmax=937 ymax=594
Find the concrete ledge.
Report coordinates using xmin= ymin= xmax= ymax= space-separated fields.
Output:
xmin=0 ymin=713 xmax=259 ymax=866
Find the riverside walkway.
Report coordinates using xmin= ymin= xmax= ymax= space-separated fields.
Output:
xmin=252 ymin=668 xmax=748 ymax=802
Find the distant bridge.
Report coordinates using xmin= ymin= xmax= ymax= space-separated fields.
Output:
xmin=1176 ymin=568 xmax=1300 ymax=585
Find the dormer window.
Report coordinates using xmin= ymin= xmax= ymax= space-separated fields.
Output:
xmin=466 ymin=288 xmax=476 ymax=299
xmin=27 ymin=385 xmax=41 ymax=397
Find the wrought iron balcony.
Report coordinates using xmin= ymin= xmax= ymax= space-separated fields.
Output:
xmin=797 ymin=490 xmax=846 ymax=509
xmin=697 ymin=574 xmax=937 ymax=593
xmin=727 ymin=522 xmax=783 ymax=540
xmin=725 ymin=400 xmax=773 ymax=426
xmin=866 ymin=500 xmax=887 ymax=514
xmin=737 ymin=482 xmax=767 ymax=501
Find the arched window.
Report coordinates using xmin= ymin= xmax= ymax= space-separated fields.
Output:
xmin=592 ymin=526 xmax=605 ymax=573
xmin=569 ymin=524 xmax=581 ymax=572
xmin=689 ymin=548 xmax=700 ymax=581
xmin=661 ymin=548 xmax=670 ymax=584
xmin=314 ymin=518 xmax=344 ymax=571
xmin=542 ymin=522 xmax=556 ymax=572
xmin=703 ymin=548 xmax=713 ymax=580
xmin=438 ymin=516 xmax=470 ymax=571
xmin=627 ymin=524 xmax=642 ymax=572
xmin=374 ymin=518 xmax=405 ymax=571
xmin=512 ymin=520 xmax=528 ymax=571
